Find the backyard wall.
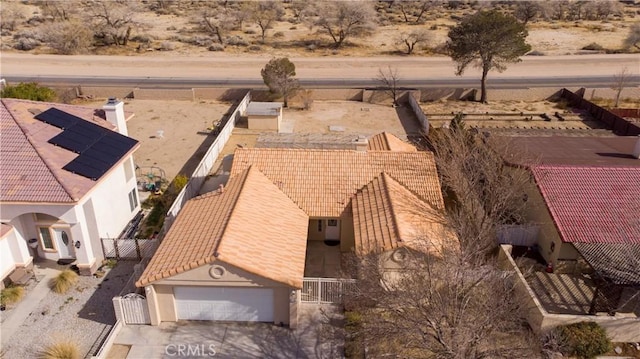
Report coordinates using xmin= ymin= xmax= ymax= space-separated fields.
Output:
xmin=561 ymin=88 xmax=640 ymax=136
xmin=499 ymin=245 xmax=640 ymax=342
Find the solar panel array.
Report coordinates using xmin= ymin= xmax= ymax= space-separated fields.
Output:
xmin=34 ymin=108 xmax=138 ymax=181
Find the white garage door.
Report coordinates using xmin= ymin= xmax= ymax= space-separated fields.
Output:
xmin=174 ymin=287 xmax=274 ymax=322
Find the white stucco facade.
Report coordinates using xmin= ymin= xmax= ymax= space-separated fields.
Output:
xmin=0 ymin=227 xmax=32 ymax=282
xmin=1 ymin=155 xmax=139 ymax=275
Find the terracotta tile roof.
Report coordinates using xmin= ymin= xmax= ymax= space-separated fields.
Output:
xmin=532 ymin=165 xmax=640 ymax=244
xmin=137 ymin=167 xmax=309 ymax=288
xmin=367 ymin=132 xmax=417 ymax=152
xmin=230 ymin=148 xmax=444 ymax=217
xmin=353 ymin=173 xmax=453 ymax=255
xmin=0 ymin=223 xmax=14 ymax=239
xmin=0 ymin=99 xmax=138 ymax=203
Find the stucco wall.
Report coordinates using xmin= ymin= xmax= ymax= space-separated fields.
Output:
xmin=150 ymin=261 xmax=293 ymax=325
xmin=248 ymin=114 xmax=280 ymax=131
xmin=340 ymin=214 xmax=355 ymax=252
xmin=85 ymin=155 xmax=139 ymax=240
xmin=308 ymin=219 xmax=324 ymax=241
xmin=522 ymin=180 xmax=563 ymax=265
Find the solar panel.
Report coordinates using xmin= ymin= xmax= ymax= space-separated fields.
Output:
xmin=35 ymin=107 xmax=138 ymax=181
xmin=34 ymin=108 xmax=80 ymax=129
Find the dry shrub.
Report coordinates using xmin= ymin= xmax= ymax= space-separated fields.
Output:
xmin=0 ymin=286 xmax=25 ymax=306
xmin=50 ymin=270 xmax=78 ymax=294
xmin=40 ymin=341 xmax=79 ymax=359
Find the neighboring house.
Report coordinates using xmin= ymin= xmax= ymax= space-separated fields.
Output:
xmin=513 ymin=136 xmax=640 ymax=272
xmin=137 ymin=133 xmax=453 ymax=326
xmin=0 ymin=98 xmax=140 ymax=280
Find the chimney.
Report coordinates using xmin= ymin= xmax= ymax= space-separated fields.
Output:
xmin=353 ymin=135 xmax=368 ymax=152
xmin=218 ymin=184 xmax=224 ymax=194
xmin=103 ymin=97 xmax=128 ymax=136
xmin=634 ymin=135 xmax=640 ymax=159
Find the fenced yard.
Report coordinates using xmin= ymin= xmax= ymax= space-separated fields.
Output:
xmin=301 ymin=277 xmax=356 ymax=304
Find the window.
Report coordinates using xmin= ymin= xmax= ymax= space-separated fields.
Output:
xmin=328 ymin=219 xmax=338 ymax=227
xmin=317 ymin=220 xmax=322 ymax=232
xmin=128 ymin=188 xmax=138 ymax=212
xmin=39 ymin=227 xmax=55 ymax=250
xmin=33 ymin=213 xmax=60 ymax=222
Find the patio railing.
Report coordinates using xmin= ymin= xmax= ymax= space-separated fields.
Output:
xmin=301 ymin=277 xmax=356 ymax=304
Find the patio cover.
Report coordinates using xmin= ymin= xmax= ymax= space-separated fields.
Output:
xmin=573 ymin=243 xmax=640 ymax=286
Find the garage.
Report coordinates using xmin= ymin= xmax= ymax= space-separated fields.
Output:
xmin=174 ymin=287 xmax=274 ymax=322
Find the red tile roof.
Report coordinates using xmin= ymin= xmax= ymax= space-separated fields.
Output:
xmin=0 ymin=99 xmax=137 ymax=203
xmin=532 ymin=165 xmax=640 ymax=244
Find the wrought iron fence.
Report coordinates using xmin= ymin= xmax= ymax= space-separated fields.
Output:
xmin=301 ymin=277 xmax=356 ymax=304
xmin=101 ymin=238 xmax=158 ymax=260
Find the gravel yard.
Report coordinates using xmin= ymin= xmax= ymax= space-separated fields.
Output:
xmin=1 ymin=261 xmax=135 ymax=359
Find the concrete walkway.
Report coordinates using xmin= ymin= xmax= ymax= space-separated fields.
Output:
xmin=112 ymin=304 xmax=343 ymax=359
xmin=0 ymin=265 xmax=61 ymax=348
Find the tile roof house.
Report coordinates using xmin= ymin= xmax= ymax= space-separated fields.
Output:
xmin=0 ymin=98 xmax=140 ymax=279
xmin=530 ymin=165 xmax=640 ymax=285
xmin=137 ymin=133 xmax=454 ymax=326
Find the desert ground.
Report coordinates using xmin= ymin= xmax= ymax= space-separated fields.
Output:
xmin=1 ymin=1 xmax=638 ymax=58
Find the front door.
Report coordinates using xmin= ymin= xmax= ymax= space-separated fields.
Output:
xmin=325 ymin=219 xmax=340 ymax=240
xmin=53 ymin=228 xmax=75 ymax=259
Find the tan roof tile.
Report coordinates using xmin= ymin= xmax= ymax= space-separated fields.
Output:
xmin=353 ymin=173 xmax=454 ymax=256
xmin=367 ymin=132 xmax=417 ymax=152
xmin=137 ymin=167 xmax=309 ymax=288
xmin=230 ymin=148 xmax=444 ymax=218
xmin=0 ymin=99 xmax=138 ymax=203
xmin=1 ymin=223 xmax=14 ymax=239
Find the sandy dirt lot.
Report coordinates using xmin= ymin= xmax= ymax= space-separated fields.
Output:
xmin=78 ymin=98 xmax=233 ymax=183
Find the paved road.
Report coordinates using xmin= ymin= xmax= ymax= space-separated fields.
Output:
xmin=1 ymin=53 xmax=638 ymax=88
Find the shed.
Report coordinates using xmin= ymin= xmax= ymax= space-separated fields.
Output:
xmin=245 ymin=102 xmax=283 ymax=132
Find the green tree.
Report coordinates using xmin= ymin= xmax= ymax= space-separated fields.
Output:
xmin=261 ymin=57 xmax=300 ymax=107
xmin=1 ymin=82 xmax=57 ymax=102
xmin=447 ymin=10 xmax=531 ymax=103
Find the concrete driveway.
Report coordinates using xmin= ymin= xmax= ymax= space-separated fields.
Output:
xmin=112 ymin=304 xmax=344 ymax=359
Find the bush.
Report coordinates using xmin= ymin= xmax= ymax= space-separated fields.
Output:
xmin=40 ymin=341 xmax=79 ymax=359
xmin=1 ymin=82 xmax=56 ymax=102
xmin=0 ymin=286 xmax=25 ymax=306
xmin=208 ymin=43 xmax=224 ymax=52
xmin=14 ymin=37 xmax=40 ymax=51
xmin=159 ymin=41 xmax=175 ymax=51
xmin=50 ymin=270 xmax=78 ymax=294
xmin=226 ymin=35 xmax=248 ymax=46
xmin=344 ymin=310 xmax=365 ymax=358
xmin=557 ymin=322 xmax=612 ymax=359
xmin=582 ymin=42 xmax=604 ymax=51
xmin=273 ymin=31 xmax=284 ymax=38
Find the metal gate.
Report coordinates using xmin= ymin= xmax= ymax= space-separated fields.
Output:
xmin=113 ymin=293 xmax=150 ymax=324
xmin=301 ymin=277 xmax=356 ymax=304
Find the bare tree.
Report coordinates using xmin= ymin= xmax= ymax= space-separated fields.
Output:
xmin=315 ymin=1 xmax=377 ymax=48
xmin=376 ymin=66 xmax=401 ymax=107
xmin=289 ymin=0 xmax=314 ymax=24
xmin=612 ymin=67 xmax=632 ymax=108
xmin=39 ymin=1 xmax=80 ymax=22
xmin=198 ymin=4 xmax=233 ymax=44
xmin=87 ymin=0 xmax=143 ymax=46
xmin=624 ymin=22 xmax=640 ymax=50
xmin=397 ymin=28 xmax=431 ymax=55
xmin=397 ymin=0 xmax=434 ymax=23
xmin=250 ymin=1 xmax=284 ymax=43
xmin=41 ymin=20 xmax=93 ymax=54
xmin=428 ymin=122 xmax=534 ymax=263
xmin=345 ymin=246 xmax=540 ymax=358
xmin=0 ymin=2 xmax=26 ymax=31
xmin=514 ymin=1 xmax=541 ymax=25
